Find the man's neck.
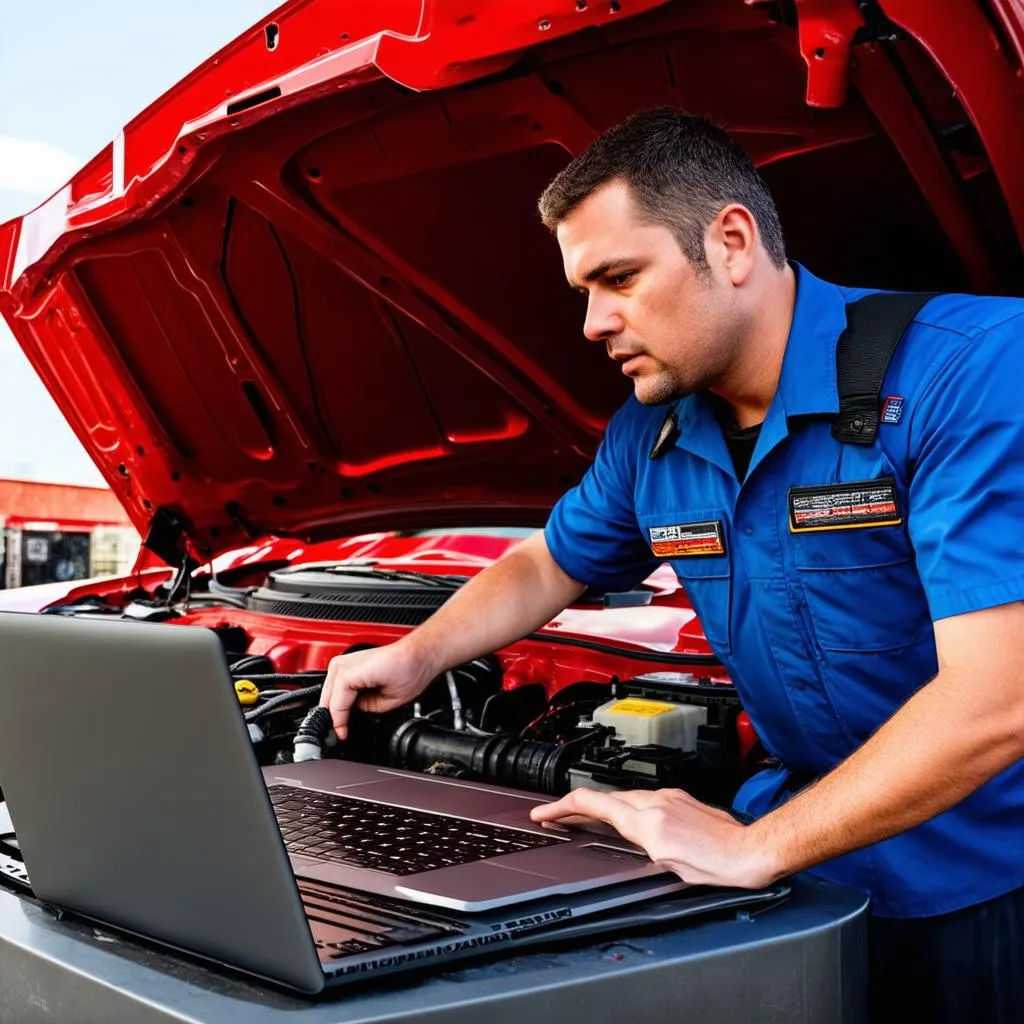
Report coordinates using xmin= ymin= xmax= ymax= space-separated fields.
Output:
xmin=709 ymin=264 xmax=797 ymax=429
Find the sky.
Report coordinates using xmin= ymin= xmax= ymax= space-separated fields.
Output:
xmin=0 ymin=0 xmax=277 ymax=484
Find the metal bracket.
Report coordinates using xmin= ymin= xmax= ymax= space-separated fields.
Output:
xmin=795 ymin=0 xmax=866 ymax=108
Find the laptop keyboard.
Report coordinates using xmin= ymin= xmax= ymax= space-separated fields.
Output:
xmin=268 ymin=785 xmax=561 ymax=875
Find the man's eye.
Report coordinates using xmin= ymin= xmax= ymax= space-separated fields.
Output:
xmin=608 ymin=271 xmax=635 ymax=287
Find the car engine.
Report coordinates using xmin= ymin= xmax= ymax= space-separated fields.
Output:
xmin=236 ymin=656 xmax=759 ymax=809
xmin=42 ymin=553 xmax=765 ymax=809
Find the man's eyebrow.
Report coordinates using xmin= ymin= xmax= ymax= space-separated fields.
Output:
xmin=583 ymin=258 xmax=635 ymax=283
xmin=568 ymin=258 xmax=637 ymax=292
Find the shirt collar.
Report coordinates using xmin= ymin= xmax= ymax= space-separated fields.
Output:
xmin=774 ymin=261 xmax=848 ymax=418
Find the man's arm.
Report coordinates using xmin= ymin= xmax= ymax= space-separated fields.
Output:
xmin=748 ymin=601 xmax=1024 ymax=879
xmin=405 ymin=530 xmax=587 ymax=677
xmin=320 ymin=532 xmax=585 ymax=738
xmin=531 ymin=601 xmax=1024 ymax=888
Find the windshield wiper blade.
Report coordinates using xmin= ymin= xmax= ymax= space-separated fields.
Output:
xmin=320 ymin=566 xmax=467 ymax=590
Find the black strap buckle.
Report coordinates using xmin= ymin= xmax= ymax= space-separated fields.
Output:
xmin=832 ymin=292 xmax=937 ymax=446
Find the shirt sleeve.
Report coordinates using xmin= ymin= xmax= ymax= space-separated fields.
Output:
xmin=544 ymin=400 xmax=661 ymax=591
xmin=908 ymin=315 xmax=1024 ymax=620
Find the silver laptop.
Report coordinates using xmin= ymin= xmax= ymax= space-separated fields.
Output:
xmin=0 ymin=612 xmax=754 ymax=993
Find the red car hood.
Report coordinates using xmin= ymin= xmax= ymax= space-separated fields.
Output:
xmin=2 ymin=0 xmax=1022 ymax=563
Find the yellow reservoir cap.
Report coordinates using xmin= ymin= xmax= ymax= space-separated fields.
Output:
xmin=607 ymin=698 xmax=677 ymax=717
xmin=234 ymin=679 xmax=260 ymax=706
xmin=594 ymin=697 xmax=708 ymax=751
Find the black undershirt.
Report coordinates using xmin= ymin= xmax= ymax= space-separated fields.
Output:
xmin=712 ymin=400 xmax=763 ymax=483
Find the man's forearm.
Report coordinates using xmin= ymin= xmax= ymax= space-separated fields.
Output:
xmin=750 ymin=662 xmax=1024 ymax=880
xmin=400 ymin=531 xmax=586 ymax=679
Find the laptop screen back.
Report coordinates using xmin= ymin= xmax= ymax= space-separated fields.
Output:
xmin=0 ymin=613 xmax=324 ymax=993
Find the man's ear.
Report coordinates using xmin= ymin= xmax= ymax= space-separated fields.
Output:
xmin=707 ymin=204 xmax=757 ymax=286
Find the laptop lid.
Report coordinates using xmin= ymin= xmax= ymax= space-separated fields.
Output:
xmin=0 ymin=613 xmax=325 ymax=994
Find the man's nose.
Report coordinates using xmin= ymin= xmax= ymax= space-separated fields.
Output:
xmin=582 ymin=295 xmax=624 ymax=343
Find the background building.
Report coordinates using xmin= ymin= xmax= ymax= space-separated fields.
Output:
xmin=0 ymin=479 xmax=139 ymax=589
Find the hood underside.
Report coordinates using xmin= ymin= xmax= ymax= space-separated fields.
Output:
xmin=2 ymin=0 xmax=1023 ymax=562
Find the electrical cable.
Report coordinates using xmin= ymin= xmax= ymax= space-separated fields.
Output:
xmin=292 ymin=706 xmax=335 ymax=762
xmin=229 ymin=654 xmax=276 ymax=676
xmin=244 ymin=682 xmax=324 ymax=723
xmin=232 ymin=672 xmax=326 ymax=684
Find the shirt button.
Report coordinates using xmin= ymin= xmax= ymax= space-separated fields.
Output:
xmin=744 ymin=526 xmax=753 ymax=536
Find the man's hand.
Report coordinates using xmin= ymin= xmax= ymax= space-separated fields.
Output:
xmin=320 ymin=641 xmax=434 ymax=740
xmin=530 ymin=787 xmax=778 ymax=889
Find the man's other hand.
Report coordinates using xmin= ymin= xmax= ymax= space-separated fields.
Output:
xmin=530 ymin=787 xmax=778 ymax=889
xmin=320 ymin=642 xmax=433 ymax=740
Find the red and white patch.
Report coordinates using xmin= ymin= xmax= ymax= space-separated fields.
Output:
xmin=648 ymin=521 xmax=726 ymax=558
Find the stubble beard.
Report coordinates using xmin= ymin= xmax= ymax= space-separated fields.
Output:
xmin=632 ymin=361 xmax=719 ymax=406
xmin=633 ymin=316 xmax=745 ymax=407
xmin=633 ymin=368 xmax=689 ymax=406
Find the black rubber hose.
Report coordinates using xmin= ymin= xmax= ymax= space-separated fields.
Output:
xmin=230 ymin=654 xmax=276 ymax=676
xmin=244 ymin=682 xmax=324 ymax=723
xmin=293 ymin=706 xmax=335 ymax=762
xmin=233 ymin=672 xmax=327 ymax=684
xmin=388 ymin=719 xmax=605 ymax=795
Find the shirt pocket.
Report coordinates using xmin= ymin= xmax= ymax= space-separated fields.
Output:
xmin=638 ymin=510 xmax=732 ymax=655
xmin=791 ymin=529 xmax=931 ymax=653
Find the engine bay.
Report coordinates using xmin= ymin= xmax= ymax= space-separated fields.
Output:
xmin=37 ymin=540 xmax=763 ymax=813
xmin=241 ymin=662 xmax=758 ymax=809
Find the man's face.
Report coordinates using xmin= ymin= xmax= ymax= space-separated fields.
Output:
xmin=557 ymin=180 xmax=741 ymax=405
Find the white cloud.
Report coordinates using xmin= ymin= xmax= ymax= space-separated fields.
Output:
xmin=0 ymin=136 xmax=79 ymax=196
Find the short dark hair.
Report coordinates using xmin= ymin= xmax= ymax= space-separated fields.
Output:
xmin=538 ymin=108 xmax=786 ymax=271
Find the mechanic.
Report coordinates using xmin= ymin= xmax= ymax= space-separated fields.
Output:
xmin=320 ymin=108 xmax=1024 ymax=1019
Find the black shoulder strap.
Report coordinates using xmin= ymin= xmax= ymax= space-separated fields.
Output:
xmin=832 ymin=291 xmax=937 ymax=445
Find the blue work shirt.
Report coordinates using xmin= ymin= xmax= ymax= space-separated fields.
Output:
xmin=545 ymin=263 xmax=1024 ymax=918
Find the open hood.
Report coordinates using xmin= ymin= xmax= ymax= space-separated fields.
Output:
xmin=2 ymin=0 xmax=1023 ymax=563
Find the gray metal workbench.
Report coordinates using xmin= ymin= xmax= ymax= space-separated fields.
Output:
xmin=0 ymin=874 xmax=868 ymax=1023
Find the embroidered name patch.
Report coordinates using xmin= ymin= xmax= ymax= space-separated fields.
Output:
xmin=880 ymin=396 xmax=905 ymax=425
xmin=788 ymin=477 xmax=902 ymax=533
xmin=648 ymin=521 xmax=726 ymax=557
